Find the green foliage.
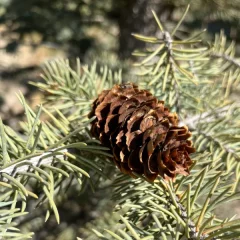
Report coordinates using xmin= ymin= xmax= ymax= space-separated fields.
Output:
xmin=98 ymin=161 xmax=240 ymax=239
xmin=31 ymin=59 xmax=122 ymax=114
xmin=91 ymin=6 xmax=240 ymax=240
xmin=132 ymin=6 xmax=240 ymax=117
xmin=0 ymin=5 xmax=240 ymax=240
xmin=0 ymin=59 xmax=121 ymax=239
xmin=132 ymin=7 xmax=210 ymax=111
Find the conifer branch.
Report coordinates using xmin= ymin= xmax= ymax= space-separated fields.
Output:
xmin=182 ymin=105 xmax=231 ymax=129
xmin=211 ymin=52 xmax=240 ymax=68
xmin=1 ymin=8 xmax=240 ymax=236
xmin=0 ymin=59 xmax=119 ymax=238
xmin=198 ymin=130 xmax=239 ymax=160
xmin=0 ymin=149 xmax=67 ymax=178
xmin=172 ymin=192 xmax=218 ymax=240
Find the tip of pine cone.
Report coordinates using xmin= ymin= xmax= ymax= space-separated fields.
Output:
xmin=89 ymin=83 xmax=195 ymax=182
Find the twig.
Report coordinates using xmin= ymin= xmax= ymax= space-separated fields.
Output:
xmin=180 ymin=106 xmax=230 ymax=129
xmin=159 ymin=180 xmax=213 ymax=240
xmin=170 ymin=193 xmax=218 ymax=240
xmin=197 ymin=130 xmax=240 ymax=162
xmin=211 ymin=53 xmax=240 ymax=68
xmin=164 ymin=31 xmax=181 ymax=113
xmin=0 ymin=149 xmax=67 ymax=178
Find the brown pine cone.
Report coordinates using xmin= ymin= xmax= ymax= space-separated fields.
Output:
xmin=89 ymin=83 xmax=195 ymax=181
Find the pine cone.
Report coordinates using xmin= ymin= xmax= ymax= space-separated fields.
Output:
xmin=89 ymin=83 xmax=195 ymax=181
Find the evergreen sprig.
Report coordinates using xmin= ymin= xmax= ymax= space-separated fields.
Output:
xmin=30 ymin=59 xmax=122 ymax=116
xmin=132 ymin=5 xmax=211 ymax=112
xmin=93 ymin=152 xmax=240 ymax=239
xmin=132 ymin=5 xmax=240 ymax=119
xmin=0 ymin=60 xmax=122 ymax=239
xmin=0 ymin=4 xmax=240 ymax=240
xmin=86 ymin=6 xmax=240 ymax=240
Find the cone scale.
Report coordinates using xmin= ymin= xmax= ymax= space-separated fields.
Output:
xmin=89 ymin=83 xmax=195 ymax=181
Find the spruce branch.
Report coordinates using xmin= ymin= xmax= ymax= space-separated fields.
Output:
xmin=133 ymin=7 xmax=240 ymax=119
xmin=0 ymin=59 xmax=121 ymax=238
xmin=1 ymin=16 xmax=240 ymax=238
xmin=30 ymin=59 xmax=122 ymax=115
xmin=132 ymin=5 xmax=223 ymax=115
xmin=182 ymin=106 xmax=231 ymax=129
xmin=211 ymin=52 xmax=240 ymax=69
xmin=91 ymin=7 xmax=240 ymax=240
xmin=0 ymin=149 xmax=67 ymax=178
xmin=185 ymin=104 xmax=240 ymax=176
xmin=96 ymin=160 xmax=239 ymax=239
xmin=210 ymin=31 xmax=240 ymax=71
xmin=163 ymin=185 xmax=218 ymax=240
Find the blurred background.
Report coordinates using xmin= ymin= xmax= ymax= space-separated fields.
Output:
xmin=0 ymin=0 xmax=240 ymax=239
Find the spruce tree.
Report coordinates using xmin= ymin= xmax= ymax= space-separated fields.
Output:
xmin=0 ymin=5 xmax=240 ymax=240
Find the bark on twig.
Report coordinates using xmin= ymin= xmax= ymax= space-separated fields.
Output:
xmin=0 ymin=149 xmax=67 ymax=179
